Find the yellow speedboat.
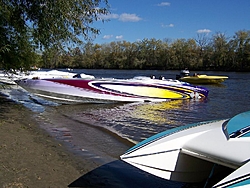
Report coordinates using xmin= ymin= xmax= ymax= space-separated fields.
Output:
xmin=180 ymin=74 xmax=228 ymax=84
xmin=176 ymin=69 xmax=228 ymax=84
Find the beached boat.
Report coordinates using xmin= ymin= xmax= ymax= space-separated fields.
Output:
xmin=0 ymin=71 xmax=17 ymax=85
xmin=0 ymin=69 xmax=95 ymax=85
xmin=16 ymin=76 xmax=209 ymax=103
xmin=120 ymin=110 xmax=250 ymax=187
xmin=22 ymin=69 xmax=95 ymax=80
xmin=176 ymin=70 xmax=228 ymax=84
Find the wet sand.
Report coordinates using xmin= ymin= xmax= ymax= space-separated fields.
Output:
xmin=35 ymin=105 xmax=134 ymax=165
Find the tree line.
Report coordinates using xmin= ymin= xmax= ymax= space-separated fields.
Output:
xmin=40 ymin=30 xmax=250 ymax=71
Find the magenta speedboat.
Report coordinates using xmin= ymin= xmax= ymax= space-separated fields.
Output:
xmin=16 ymin=76 xmax=209 ymax=104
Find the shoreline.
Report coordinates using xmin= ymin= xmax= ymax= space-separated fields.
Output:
xmin=0 ymin=95 xmax=132 ymax=187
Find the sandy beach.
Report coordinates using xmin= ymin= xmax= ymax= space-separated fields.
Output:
xmin=1 ymin=95 xmax=159 ymax=188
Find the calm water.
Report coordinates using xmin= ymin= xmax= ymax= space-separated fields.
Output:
xmin=1 ymin=69 xmax=250 ymax=149
xmin=56 ymin=69 xmax=249 ymax=139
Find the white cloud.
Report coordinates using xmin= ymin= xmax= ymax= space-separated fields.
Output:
xmin=103 ymin=35 xmax=123 ymax=40
xmin=116 ymin=35 xmax=123 ymax=40
xmin=99 ymin=13 xmax=142 ymax=22
xmin=103 ymin=35 xmax=113 ymax=39
xmin=161 ymin=23 xmax=174 ymax=28
xmin=157 ymin=2 xmax=171 ymax=6
xmin=119 ymin=13 xmax=142 ymax=22
xmin=99 ymin=13 xmax=119 ymax=20
xmin=197 ymin=29 xmax=212 ymax=34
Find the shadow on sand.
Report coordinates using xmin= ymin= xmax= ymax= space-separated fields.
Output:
xmin=68 ymin=160 xmax=190 ymax=188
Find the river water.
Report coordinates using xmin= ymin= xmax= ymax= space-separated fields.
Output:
xmin=1 ymin=69 xmax=250 ymax=186
xmin=1 ymin=69 xmax=250 ymax=144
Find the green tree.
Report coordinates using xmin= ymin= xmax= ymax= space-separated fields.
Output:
xmin=195 ymin=33 xmax=210 ymax=68
xmin=233 ymin=30 xmax=250 ymax=70
xmin=211 ymin=32 xmax=229 ymax=70
xmin=0 ymin=0 xmax=109 ymax=69
xmin=171 ymin=39 xmax=192 ymax=69
xmin=41 ymin=47 xmax=61 ymax=69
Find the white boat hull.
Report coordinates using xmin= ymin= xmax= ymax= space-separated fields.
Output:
xmin=121 ymin=111 xmax=250 ymax=187
xmin=16 ymin=78 xmax=209 ymax=103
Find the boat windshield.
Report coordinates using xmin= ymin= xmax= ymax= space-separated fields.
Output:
xmin=229 ymin=125 xmax=250 ymax=138
xmin=222 ymin=120 xmax=230 ymax=139
xmin=226 ymin=111 xmax=250 ymax=138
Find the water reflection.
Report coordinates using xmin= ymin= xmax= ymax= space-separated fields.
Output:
xmin=129 ymin=100 xmax=184 ymax=124
xmin=56 ymin=99 xmax=207 ymax=143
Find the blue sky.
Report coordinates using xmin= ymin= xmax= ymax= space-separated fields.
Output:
xmin=93 ymin=0 xmax=250 ymax=44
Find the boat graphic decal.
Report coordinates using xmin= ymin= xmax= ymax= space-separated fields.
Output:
xmin=35 ymin=78 xmax=208 ymax=101
xmin=213 ymin=173 xmax=250 ymax=187
xmin=90 ymin=81 xmax=190 ymax=99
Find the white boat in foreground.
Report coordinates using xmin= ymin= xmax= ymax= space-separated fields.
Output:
xmin=16 ymin=76 xmax=209 ymax=103
xmin=121 ymin=111 xmax=250 ymax=187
